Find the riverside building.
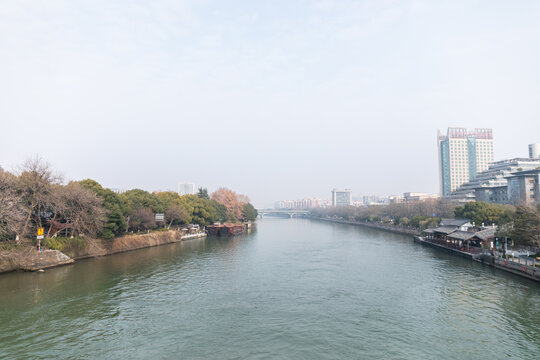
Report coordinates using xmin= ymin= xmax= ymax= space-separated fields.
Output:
xmin=529 ymin=144 xmax=540 ymax=159
xmin=450 ymin=144 xmax=540 ymax=205
xmin=438 ymin=128 xmax=494 ymax=196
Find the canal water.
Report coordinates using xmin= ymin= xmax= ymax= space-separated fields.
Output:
xmin=1 ymin=218 xmax=539 ymax=359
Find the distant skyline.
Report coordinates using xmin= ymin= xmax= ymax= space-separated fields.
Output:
xmin=1 ymin=1 xmax=540 ymax=207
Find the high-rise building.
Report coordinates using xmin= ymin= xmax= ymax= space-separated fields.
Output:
xmin=178 ymin=183 xmax=196 ymax=196
xmin=529 ymin=144 xmax=540 ymax=159
xmin=438 ymin=128 xmax=494 ymax=196
xmin=331 ymin=189 xmax=352 ymax=207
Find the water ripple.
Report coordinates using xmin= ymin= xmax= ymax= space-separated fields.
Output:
xmin=0 ymin=219 xmax=539 ymax=359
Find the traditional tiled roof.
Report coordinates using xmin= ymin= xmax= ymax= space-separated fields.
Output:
xmin=447 ymin=231 xmax=475 ymax=241
xmin=440 ymin=218 xmax=471 ymax=227
xmin=474 ymin=227 xmax=497 ymax=240
xmin=432 ymin=226 xmax=458 ymax=235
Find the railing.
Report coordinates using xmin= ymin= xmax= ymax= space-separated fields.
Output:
xmin=493 ymin=255 xmax=540 ymax=279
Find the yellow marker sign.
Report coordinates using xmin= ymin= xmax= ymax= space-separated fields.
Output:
xmin=37 ymin=228 xmax=44 ymax=236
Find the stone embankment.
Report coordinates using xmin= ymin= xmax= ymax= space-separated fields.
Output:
xmin=0 ymin=230 xmax=206 ymax=274
xmin=316 ymin=217 xmax=421 ymax=236
xmin=75 ymin=230 xmax=185 ymax=259
xmin=0 ymin=248 xmax=73 ymax=273
xmin=477 ymin=254 xmax=540 ymax=282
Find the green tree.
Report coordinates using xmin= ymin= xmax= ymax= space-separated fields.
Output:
xmin=79 ymin=179 xmax=127 ymax=239
xmin=508 ymin=206 xmax=540 ymax=247
xmin=121 ymin=189 xmax=164 ymax=214
xmin=399 ymin=217 xmax=410 ymax=226
xmin=210 ymin=200 xmax=228 ymax=223
xmin=197 ymin=187 xmax=209 ymax=200
xmin=454 ymin=202 xmax=515 ymax=226
xmin=155 ymin=191 xmax=181 ymax=210
xmin=241 ymin=203 xmax=258 ymax=222
xmin=181 ymin=195 xmax=219 ymax=225
xmin=410 ymin=216 xmax=423 ymax=229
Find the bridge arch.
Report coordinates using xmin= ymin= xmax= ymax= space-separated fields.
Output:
xmin=256 ymin=209 xmax=309 ymax=218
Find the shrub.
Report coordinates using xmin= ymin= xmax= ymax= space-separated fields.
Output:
xmin=0 ymin=242 xmax=22 ymax=251
xmin=43 ymin=236 xmax=86 ymax=256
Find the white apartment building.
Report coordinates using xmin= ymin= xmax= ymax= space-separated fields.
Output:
xmin=331 ymin=189 xmax=352 ymax=207
xmin=178 ymin=183 xmax=196 ymax=196
xmin=438 ymin=128 xmax=494 ymax=196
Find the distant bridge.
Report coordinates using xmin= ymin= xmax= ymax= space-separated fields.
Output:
xmin=256 ymin=209 xmax=310 ymax=218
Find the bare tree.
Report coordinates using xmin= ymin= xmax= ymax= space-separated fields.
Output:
xmin=237 ymin=194 xmax=250 ymax=204
xmin=17 ymin=156 xmax=63 ymax=237
xmin=46 ymin=184 xmax=68 ymax=236
xmin=0 ymin=170 xmax=25 ymax=242
xmin=131 ymin=208 xmax=156 ymax=231
xmin=55 ymin=182 xmax=106 ymax=237
xmin=165 ymin=205 xmax=188 ymax=229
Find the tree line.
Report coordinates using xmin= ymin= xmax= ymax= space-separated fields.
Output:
xmin=0 ymin=158 xmax=257 ymax=242
xmin=455 ymin=202 xmax=540 ymax=248
xmin=310 ymin=198 xmax=458 ymax=229
xmin=310 ymin=199 xmax=540 ymax=248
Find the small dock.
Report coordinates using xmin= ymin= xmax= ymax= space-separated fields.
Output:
xmin=181 ymin=233 xmax=207 ymax=241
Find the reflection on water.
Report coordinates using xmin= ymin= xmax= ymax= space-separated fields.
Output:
xmin=0 ymin=219 xmax=538 ymax=359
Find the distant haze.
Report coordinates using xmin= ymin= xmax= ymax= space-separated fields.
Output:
xmin=1 ymin=1 xmax=539 ymax=207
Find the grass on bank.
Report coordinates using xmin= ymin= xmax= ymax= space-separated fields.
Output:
xmin=0 ymin=242 xmax=23 ymax=252
xmin=43 ymin=237 xmax=87 ymax=257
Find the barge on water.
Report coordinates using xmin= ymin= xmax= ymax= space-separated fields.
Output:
xmin=206 ymin=224 xmax=244 ymax=236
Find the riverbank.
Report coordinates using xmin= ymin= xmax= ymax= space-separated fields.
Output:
xmin=0 ymin=230 xmax=207 ymax=274
xmin=415 ymin=235 xmax=540 ymax=282
xmin=0 ymin=248 xmax=74 ymax=273
xmin=316 ymin=216 xmax=540 ymax=283
xmin=314 ymin=217 xmax=421 ymax=236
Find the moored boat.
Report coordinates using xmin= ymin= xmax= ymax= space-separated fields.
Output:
xmin=206 ymin=224 xmax=244 ymax=236
xmin=221 ymin=224 xmax=243 ymax=236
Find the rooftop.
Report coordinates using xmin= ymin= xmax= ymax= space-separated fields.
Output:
xmin=432 ymin=226 xmax=459 ymax=235
xmin=440 ymin=218 xmax=471 ymax=227
xmin=447 ymin=231 xmax=475 ymax=241
xmin=474 ymin=228 xmax=497 ymax=240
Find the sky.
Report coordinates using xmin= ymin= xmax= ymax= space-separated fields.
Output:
xmin=1 ymin=0 xmax=540 ymax=207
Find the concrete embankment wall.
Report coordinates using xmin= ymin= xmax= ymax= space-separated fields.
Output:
xmin=0 ymin=248 xmax=74 ymax=273
xmin=75 ymin=230 xmax=185 ymax=259
xmin=315 ymin=217 xmax=421 ymax=236
xmin=0 ymin=230 xmax=189 ymax=274
xmin=478 ymin=256 xmax=540 ymax=282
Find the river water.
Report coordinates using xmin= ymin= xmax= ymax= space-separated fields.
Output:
xmin=1 ymin=218 xmax=539 ymax=359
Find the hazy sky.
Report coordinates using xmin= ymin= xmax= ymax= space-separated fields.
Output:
xmin=1 ymin=0 xmax=539 ymax=207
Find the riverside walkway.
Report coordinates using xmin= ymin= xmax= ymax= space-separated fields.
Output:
xmin=316 ymin=217 xmax=421 ymax=236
